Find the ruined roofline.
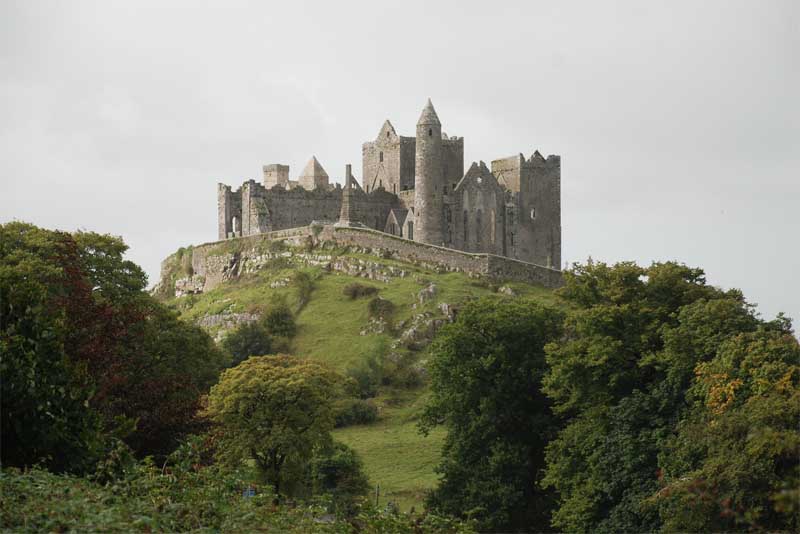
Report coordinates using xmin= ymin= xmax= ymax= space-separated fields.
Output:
xmin=491 ymin=151 xmax=561 ymax=167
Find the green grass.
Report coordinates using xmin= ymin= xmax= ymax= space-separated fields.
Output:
xmin=162 ymin=243 xmax=558 ymax=513
xmin=333 ymin=388 xmax=445 ymax=512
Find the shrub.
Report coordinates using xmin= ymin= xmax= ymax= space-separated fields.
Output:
xmin=334 ymin=398 xmax=379 ymax=428
xmin=292 ymin=271 xmax=315 ymax=309
xmin=343 ymin=282 xmax=379 ymax=300
xmin=263 ymin=301 xmax=297 ymax=338
xmin=311 ymin=442 xmax=371 ymax=517
xmin=367 ymin=297 xmax=395 ymax=320
xmin=221 ymin=321 xmax=273 ymax=367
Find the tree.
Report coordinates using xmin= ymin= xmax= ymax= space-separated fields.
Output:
xmin=311 ymin=441 xmax=371 ymax=516
xmin=221 ymin=321 xmax=274 ymax=368
xmin=420 ymin=298 xmax=564 ymax=531
xmin=541 ymin=261 xmax=764 ymax=533
xmin=655 ymin=327 xmax=799 ymax=532
xmin=205 ymin=355 xmax=343 ymax=497
xmin=0 ymin=222 xmax=226 ymax=470
xmin=221 ymin=302 xmax=297 ymax=368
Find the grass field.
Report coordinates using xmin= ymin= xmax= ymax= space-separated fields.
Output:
xmin=164 ymin=246 xmax=557 ymax=511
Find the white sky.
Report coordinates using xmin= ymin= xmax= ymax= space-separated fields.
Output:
xmin=1 ymin=0 xmax=798 ymax=324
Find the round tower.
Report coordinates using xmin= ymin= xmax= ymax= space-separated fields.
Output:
xmin=413 ymin=98 xmax=445 ymax=245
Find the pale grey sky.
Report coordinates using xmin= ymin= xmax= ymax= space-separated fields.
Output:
xmin=1 ymin=0 xmax=798 ymax=324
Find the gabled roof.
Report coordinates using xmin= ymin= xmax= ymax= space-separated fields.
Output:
xmin=377 ymin=120 xmax=397 ymax=141
xmin=388 ymin=208 xmax=409 ymax=227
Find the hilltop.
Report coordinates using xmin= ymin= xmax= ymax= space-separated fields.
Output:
xmin=155 ymin=226 xmax=560 ymax=510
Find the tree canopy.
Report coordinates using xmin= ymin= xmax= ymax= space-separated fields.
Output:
xmin=205 ymin=354 xmax=343 ymax=496
xmin=420 ymin=297 xmax=564 ymax=531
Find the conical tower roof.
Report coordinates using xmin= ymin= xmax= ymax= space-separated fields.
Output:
xmin=417 ymin=98 xmax=441 ymax=125
xmin=300 ymin=156 xmax=329 ymax=179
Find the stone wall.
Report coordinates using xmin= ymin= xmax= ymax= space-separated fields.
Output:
xmin=161 ymin=224 xmax=562 ymax=298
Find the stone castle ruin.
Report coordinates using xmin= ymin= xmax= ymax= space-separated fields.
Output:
xmin=218 ymin=100 xmax=561 ymax=269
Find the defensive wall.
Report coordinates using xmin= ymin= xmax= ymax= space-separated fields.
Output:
xmin=160 ymin=224 xmax=563 ymax=296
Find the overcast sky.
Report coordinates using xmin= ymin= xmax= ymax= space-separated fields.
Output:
xmin=1 ymin=0 xmax=798 ymax=323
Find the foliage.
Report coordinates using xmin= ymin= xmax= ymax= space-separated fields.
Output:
xmin=654 ymin=328 xmax=800 ymax=532
xmin=221 ymin=298 xmax=297 ymax=368
xmin=347 ymin=340 xmax=387 ymax=398
xmin=420 ymin=297 xmax=564 ymax=531
xmin=368 ymin=296 xmax=395 ymax=320
xmin=344 ymin=282 xmax=380 ymax=300
xmin=0 ymin=222 xmax=226 ymax=470
xmin=311 ymin=441 xmax=371 ymax=516
xmin=221 ymin=320 xmax=274 ymax=367
xmin=292 ymin=270 xmax=316 ymax=310
xmin=540 ymin=260 xmax=776 ymax=533
xmin=205 ymin=355 xmax=344 ymax=496
xmin=335 ymin=398 xmax=379 ymax=428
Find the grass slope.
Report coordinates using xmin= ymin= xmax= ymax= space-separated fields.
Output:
xmin=163 ymin=247 xmax=556 ymax=511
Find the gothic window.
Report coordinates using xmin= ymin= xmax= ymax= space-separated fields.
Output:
xmin=476 ymin=210 xmax=482 ymax=248
xmin=379 ymin=151 xmax=383 ymax=162
xmin=463 ymin=210 xmax=468 ymax=245
xmin=407 ymin=221 xmax=414 ymax=240
xmin=428 ymin=128 xmax=432 ymax=137
xmin=530 ymin=208 xmax=536 ymax=220
xmin=490 ymin=210 xmax=496 ymax=244
xmin=386 ymin=131 xmax=390 ymax=138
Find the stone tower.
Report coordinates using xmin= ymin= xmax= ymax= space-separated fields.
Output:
xmin=413 ymin=99 xmax=445 ymax=245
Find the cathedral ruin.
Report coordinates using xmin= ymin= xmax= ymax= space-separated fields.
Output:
xmin=217 ymin=100 xmax=561 ymax=269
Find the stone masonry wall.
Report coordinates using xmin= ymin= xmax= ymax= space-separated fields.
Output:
xmin=162 ymin=224 xmax=562 ymax=297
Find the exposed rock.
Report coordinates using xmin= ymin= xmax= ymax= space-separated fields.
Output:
xmin=498 ymin=285 xmax=516 ymax=296
xmin=196 ymin=312 xmax=259 ymax=329
xmin=417 ymin=283 xmax=438 ymax=305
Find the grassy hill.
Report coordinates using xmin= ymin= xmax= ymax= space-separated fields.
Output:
xmin=159 ymin=242 xmax=557 ymax=511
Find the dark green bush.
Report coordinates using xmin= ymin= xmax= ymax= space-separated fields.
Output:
xmin=343 ymin=282 xmax=379 ymax=300
xmin=311 ymin=442 xmax=371 ymax=516
xmin=367 ymin=297 xmax=395 ymax=320
xmin=263 ymin=302 xmax=297 ymax=338
xmin=334 ymin=398 xmax=379 ymax=428
xmin=221 ymin=321 xmax=273 ymax=367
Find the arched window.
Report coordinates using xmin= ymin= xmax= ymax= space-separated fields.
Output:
xmin=407 ymin=221 xmax=414 ymax=240
xmin=476 ymin=210 xmax=482 ymax=248
xmin=379 ymin=151 xmax=383 ymax=162
xmin=386 ymin=131 xmax=390 ymax=138
xmin=490 ymin=209 xmax=496 ymax=244
xmin=463 ymin=210 xmax=468 ymax=245
xmin=428 ymin=128 xmax=432 ymax=137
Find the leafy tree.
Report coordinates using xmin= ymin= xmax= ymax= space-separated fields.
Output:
xmin=655 ymin=327 xmax=799 ymax=532
xmin=221 ymin=302 xmax=297 ymax=367
xmin=205 ymin=355 xmax=343 ymax=497
xmin=222 ymin=321 xmax=274 ymax=367
xmin=311 ymin=441 xmax=371 ymax=516
xmin=420 ymin=298 xmax=564 ymax=531
xmin=0 ymin=222 xmax=226 ymax=470
xmin=541 ymin=261 xmax=763 ymax=533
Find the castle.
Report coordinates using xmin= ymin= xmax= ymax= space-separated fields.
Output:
xmin=217 ymin=100 xmax=561 ymax=269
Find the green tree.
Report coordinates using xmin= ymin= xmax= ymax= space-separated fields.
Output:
xmin=655 ymin=327 xmax=799 ymax=532
xmin=222 ymin=321 xmax=274 ymax=367
xmin=420 ymin=298 xmax=564 ymax=531
xmin=205 ymin=355 xmax=343 ymax=497
xmin=541 ymin=261 xmax=762 ymax=533
xmin=0 ymin=222 xmax=226 ymax=470
xmin=311 ymin=441 xmax=371 ymax=516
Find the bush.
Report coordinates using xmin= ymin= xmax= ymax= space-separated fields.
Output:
xmin=367 ymin=297 xmax=395 ymax=320
xmin=263 ymin=302 xmax=297 ymax=338
xmin=311 ymin=442 xmax=371 ymax=516
xmin=292 ymin=271 xmax=315 ymax=309
xmin=343 ymin=283 xmax=379 ymax=300
xmin=221 ymin=321 xmax=273 ymax=367
xmin=346 ymin=342 xmax=386 ymax=399
xmin=334 ymin=399 xmax=379 ymax=428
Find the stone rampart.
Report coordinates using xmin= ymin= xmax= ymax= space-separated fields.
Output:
xmin=159 ymin=224 xmax=562 ymax=297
